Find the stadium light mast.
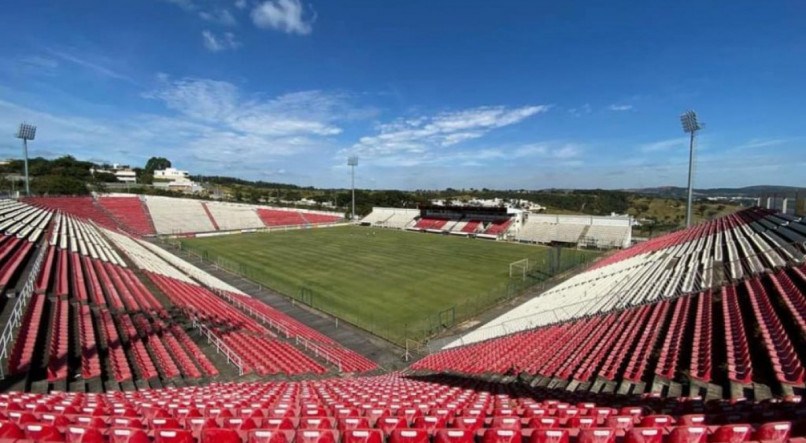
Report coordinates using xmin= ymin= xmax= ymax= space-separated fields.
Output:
xmin=15 ymin=123 xmax=37 ymax=196
xmin=347 ymin=156 xmax=358 ymax=220
xmin=680 ymin=110 xmax=702 ymax=228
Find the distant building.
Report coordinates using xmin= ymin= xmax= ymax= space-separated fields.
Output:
xmin=152 ymin=167 xmax=202 ymax=194
xmin=153 ymin=167 xmax=190 ymax=181
xmin=90 ymin=163 xmax=137 ymax=183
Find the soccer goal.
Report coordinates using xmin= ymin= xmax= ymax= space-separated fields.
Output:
xmin=509 ymin=258 xmax=529 ymax=281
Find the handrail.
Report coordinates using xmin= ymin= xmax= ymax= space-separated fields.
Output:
xmin=190 ymin=316 xmax=245 ymax=376
xmin=214 ymin=289 xmax=291 ymax=339
xmin=215 ymin=288 xmax=343 ymax=372
xmin=0 ymin=242 xmax=49 ymax=378
xmin=295 ymin=336 xmax=342 ymax=372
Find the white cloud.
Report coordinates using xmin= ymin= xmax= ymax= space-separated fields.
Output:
xmin=201 ymin=30 xmax=241 ymax=52
xmin=199 ymin=9 xmax=237 ymax=26
xmin=568 ymin=103 xmax=592 ymax=117
xmin=161 ymin=0 xmax=197 ymax=11
xmin=639 ymin=137 xmax=687 ymax=153
xmin=251 ymin=0 xmax=314 ymax=35
xmin=235 ymin=0 xmax=247 ymax=9
xmin=608 ymin=104 xmax=633 ymax=111
xmin=46 ymin=49 xmax=137 ymax=84
xmin=0 ymin=78 xmax=376 ymax=180
xmin=349 ymin=105 xmax=548 ymax=159
xmin=736 ymin=138 xmax=790 ymax=150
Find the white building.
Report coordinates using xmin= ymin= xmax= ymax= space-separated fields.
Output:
xmin=153 ymin=167 xmax=190 ymax=181
xmin=91 ymin=163 xmax=137 ymax=183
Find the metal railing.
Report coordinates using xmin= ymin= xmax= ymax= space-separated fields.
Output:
xmin=214 ymin=289 xmax=344 ymax=372
xmin=0 ymin=243 xmax=49 ymax=379
xmin=213 ymin=289 xmax=292 ymax=339
xmin=294 ymin=336 xmax=342 ymax=372
xmin=190 ymin=317 xmax=245 ymax=376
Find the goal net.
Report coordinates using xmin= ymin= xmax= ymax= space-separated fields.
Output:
xmin=509 ymin=258 xmax=529 ymax=281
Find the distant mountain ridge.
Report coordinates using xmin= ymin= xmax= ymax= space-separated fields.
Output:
xmin=628 ymin=185 xmax=806 ymax=199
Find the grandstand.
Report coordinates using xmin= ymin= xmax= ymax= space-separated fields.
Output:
xmin=362 ymin=206 xmax=520 ymax=239
xmin=515 ymin=214 xmax=632 ymax=249
xmin=360 ymin=207 xmax=420 ymax=229
xmin=0 ymin=196 xmax=803 ymax=441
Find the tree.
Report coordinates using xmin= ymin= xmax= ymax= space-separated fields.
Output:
xmin=144 ymin=157 xmax=171 ymax=174
xmin=31 ymin=175 xmax=89 ymax=195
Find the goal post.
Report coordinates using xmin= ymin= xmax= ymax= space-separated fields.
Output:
xmin=509 ymin=258 xmax=529 ymax=281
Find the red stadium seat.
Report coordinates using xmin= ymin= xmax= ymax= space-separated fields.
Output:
xmin=529 ymin=429 xmax=569 ymax=443
xmin=606 ymin=416 xmax=635 ymax=430
xmin=201 ymin=427 xmax=243 ymax=443
xmin=528 ymin=417 xmax=560 ymax=429
xmin=625 ymin=428 xmax=664 ymax=443
xmin=641 ymin=416 xmax=675 ymax=428
xmin=378 ymin=417 xmax=408 ymax=435
xmin=413 ymin=416 xmax=446 ymax=433
xmin=710 ymin=424 xmax=753 ymax=443
xmin=491 ymin=417 xmax=522 ymax=430
xmin=578 ymin=429 xmax=616 ymax=443
xmin=295 ymin=429 xmax=338 ymax=443
xmin=482 ymin=428 xmax=522 ymax=443
xmin=340 ymin=417 xmax=371 ymax=430
xmin=668 ymin=426 xmax=708 ymax=443
xmin=249 ymin=429 xmax=295 ymax=443
xmin=0 ymin=420 xmax=25 ymax=440
xmin=109 ymin=428 xmax=151 ymax=443
xmin=65 ymin=426 xmax=105 ymax=443
xmin=754 ymin=422 xmax=791 ymax=441
xmin=343 ymin=429 xmax=384 ymax=443
xmin=434 ymin=429 xmax=475 ymax=443
xmin=300 ymin=417 xmax=335 ymax=429
xmin=390 ymin=428 xmax=430 ymax=443
xmin=23 ymin=423 xmax=65 ymax=442
xmin=154 ymin=429 xmax=195 ymax=443
xmin=266 ymin=417 xmax=297 ymax=429
xmin=151 ymin=417 xmax=182 ymax=429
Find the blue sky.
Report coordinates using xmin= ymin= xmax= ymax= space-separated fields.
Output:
xmin=0 ymin=1 xmax=803 ymax=190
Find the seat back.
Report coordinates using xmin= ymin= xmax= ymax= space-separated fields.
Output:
xmin=482 ymin=428 xmax=522 ymax=443
xmin=624 ymin=427 xmax=663 ymax=443
xmin=528 ymin=429 xmax=569 ymax=443
xmin=154 ymin=429 xmax=195 ymax=443
xmin=65 ymin=426 xmax=105 ymax=443
xmin=640 ymin=415 xmax=675 ymax=428
xmin=390 ymin=428 xmax=430 ymax=443
xmin=248 ymin=429 xmax=295 ymax=443
xmin=711 ymin=424 xmax=753 ymax=443
xmin=343 ymin=429 xmax=384 ymax=443
xmin=434 ymin=428 xmax=475 ymax=443
xmin=378 ymin=417 xmax=408 ymax=434
xmin=491 ymin=417 xmax=522 ymax=430
xmin=668 ymin=426 xmax=708 ymax=443
xmin=754 ymin=422 xmax=791 ymax=442
xmin=578 ymin=428 xmax=616 ymax=443
xmin=109 ymin=428 xmax=151 ymax=443
xmin=23 ymin=423 xmax=64 ymax=442
xmin=295 ymin=429 xmax=338 ymax=443
xmin=0 ymin=420 xmax=25 ymax=439
xmin=201 ymin=427 xmax=243 ymax=443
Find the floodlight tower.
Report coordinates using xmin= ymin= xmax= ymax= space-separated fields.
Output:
xmin=347 ymin=156 xmax=358 ymax=220
xmin=680 ymin=110 xmax=702 ymax=228
xmin=15 ymin=123 xmax=37 ymax=196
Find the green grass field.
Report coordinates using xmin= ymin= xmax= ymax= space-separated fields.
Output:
xmin=180 ymin=226 xmax=599 ymax=344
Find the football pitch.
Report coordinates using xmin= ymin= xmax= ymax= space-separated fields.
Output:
xmin=180 ymin=226 xmax=600 ymax=344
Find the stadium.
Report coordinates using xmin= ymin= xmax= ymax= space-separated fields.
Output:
xmin=0 ymin=1 xmax=804 ymax=442
xmin=0 ymin=192 xmax=800 ymax=442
